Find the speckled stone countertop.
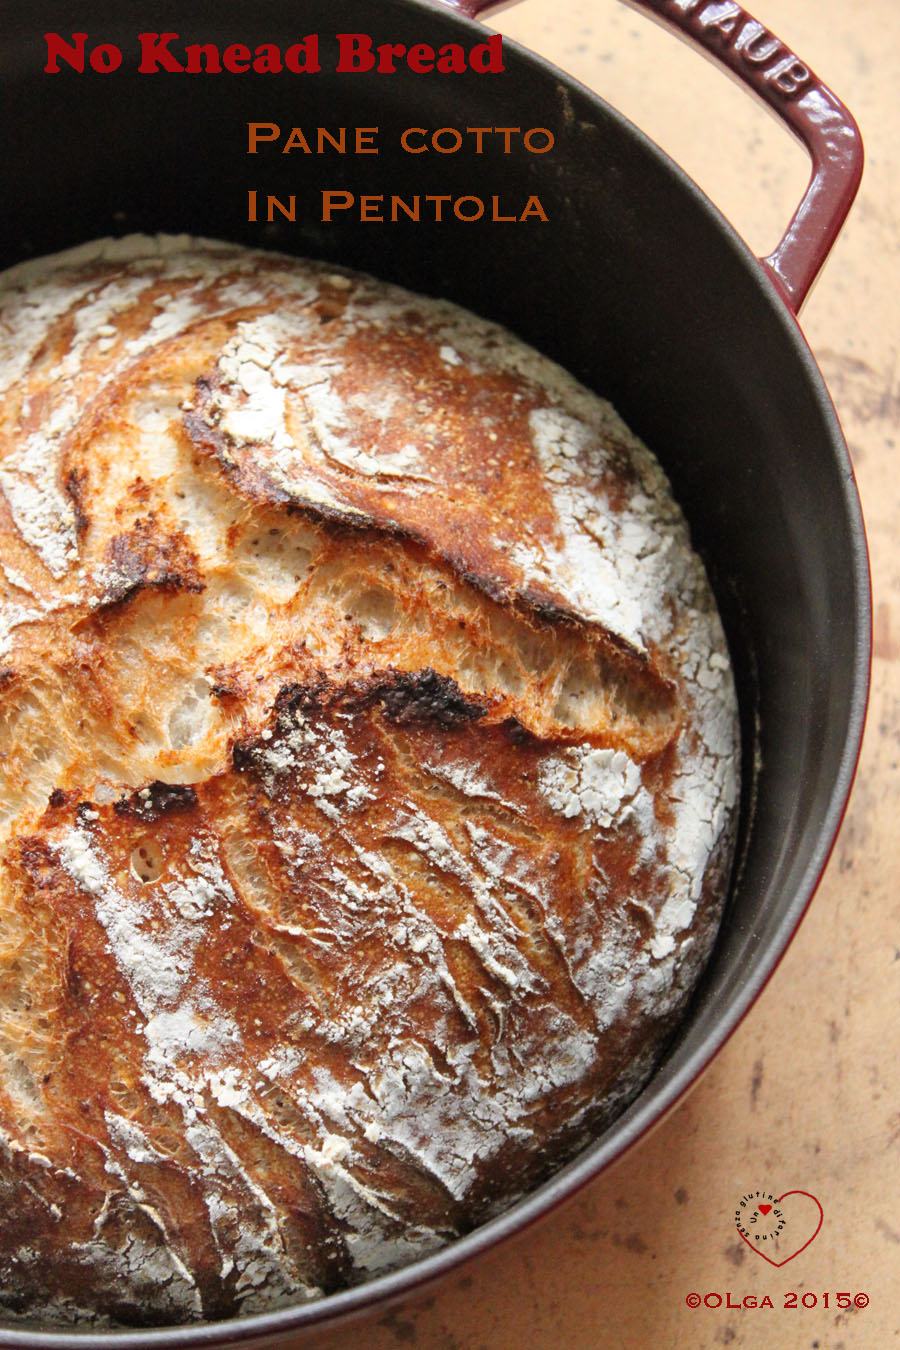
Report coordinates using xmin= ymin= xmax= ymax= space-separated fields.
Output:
xmin=281 ymin=2 xmax=899 ymax=1346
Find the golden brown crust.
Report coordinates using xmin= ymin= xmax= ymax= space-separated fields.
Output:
xmin=0 ymin=236 xmax=738 ymax=1325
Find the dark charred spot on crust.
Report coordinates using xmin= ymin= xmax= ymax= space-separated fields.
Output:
xmin=277 ymin=668 xmax=486 ymax=729
xmin=232 ymin=738 xmax=264 ymax=774
xmin=363 ymin=668 xmax=486 ymax=729
xmin=64 ymin=468 xmax=89 ymax=538
xmin=113 ymin=781 xmax=198 ymax=822
xmin=48 ymin=788 xmax=68 ymax=809
xmin=500 ymin=716 xmax=541 ymax=749
xmin=95 ymin=515 xmax=204 ymax=611
xmin=273 ymin=678 xmax=330 ymax=719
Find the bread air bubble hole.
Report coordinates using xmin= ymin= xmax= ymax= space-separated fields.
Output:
xmin=167 ymin=677 xmax=213 ymax=751
xmin=343 ymin=586 xmax=398 ymax=640
xmin=130 ymin=838 xmax=164 ymax=885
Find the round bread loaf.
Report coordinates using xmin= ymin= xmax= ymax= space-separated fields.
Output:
xmin=0 ymin=236 xmax=738 ymax=1326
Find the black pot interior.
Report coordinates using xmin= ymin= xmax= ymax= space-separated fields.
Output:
xmin=1 ymin=0 xmax=869 ymax=1340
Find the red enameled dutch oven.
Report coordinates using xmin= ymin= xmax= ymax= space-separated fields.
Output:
xmin=1 ymin=0 xmax=869 ymax=1342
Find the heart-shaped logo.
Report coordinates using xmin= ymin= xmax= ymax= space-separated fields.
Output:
xmin=736 ymin=1191 xmax=823 ymax=1266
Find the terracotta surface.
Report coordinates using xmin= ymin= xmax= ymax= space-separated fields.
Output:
xmin=280 ymin=1 xmax=899 ymax=1345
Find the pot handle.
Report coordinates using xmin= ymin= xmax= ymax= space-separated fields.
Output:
xmin=444 ymin=0 xmax=863 ymax=314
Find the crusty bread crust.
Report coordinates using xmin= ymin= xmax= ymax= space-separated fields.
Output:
xmin=0 ymin=237 xmax=738 ymax=1325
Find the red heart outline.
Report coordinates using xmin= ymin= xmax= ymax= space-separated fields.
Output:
xmin=736 ymin=1191 xmax=824 ymax=1267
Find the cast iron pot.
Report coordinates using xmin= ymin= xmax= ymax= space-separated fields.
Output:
xmin=0 ymin=0 xmax=869 ymax=1342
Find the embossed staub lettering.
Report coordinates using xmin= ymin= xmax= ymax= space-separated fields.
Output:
xmin=652 ymin=0 xmax=812 ymax=97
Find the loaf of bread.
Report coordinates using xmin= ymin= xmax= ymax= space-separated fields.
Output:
xmin=0 ymin=236 xmax=738 ymax=1326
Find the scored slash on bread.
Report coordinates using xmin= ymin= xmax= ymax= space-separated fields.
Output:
xmin=0 ymin=237 xmax=738 ymax=1324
